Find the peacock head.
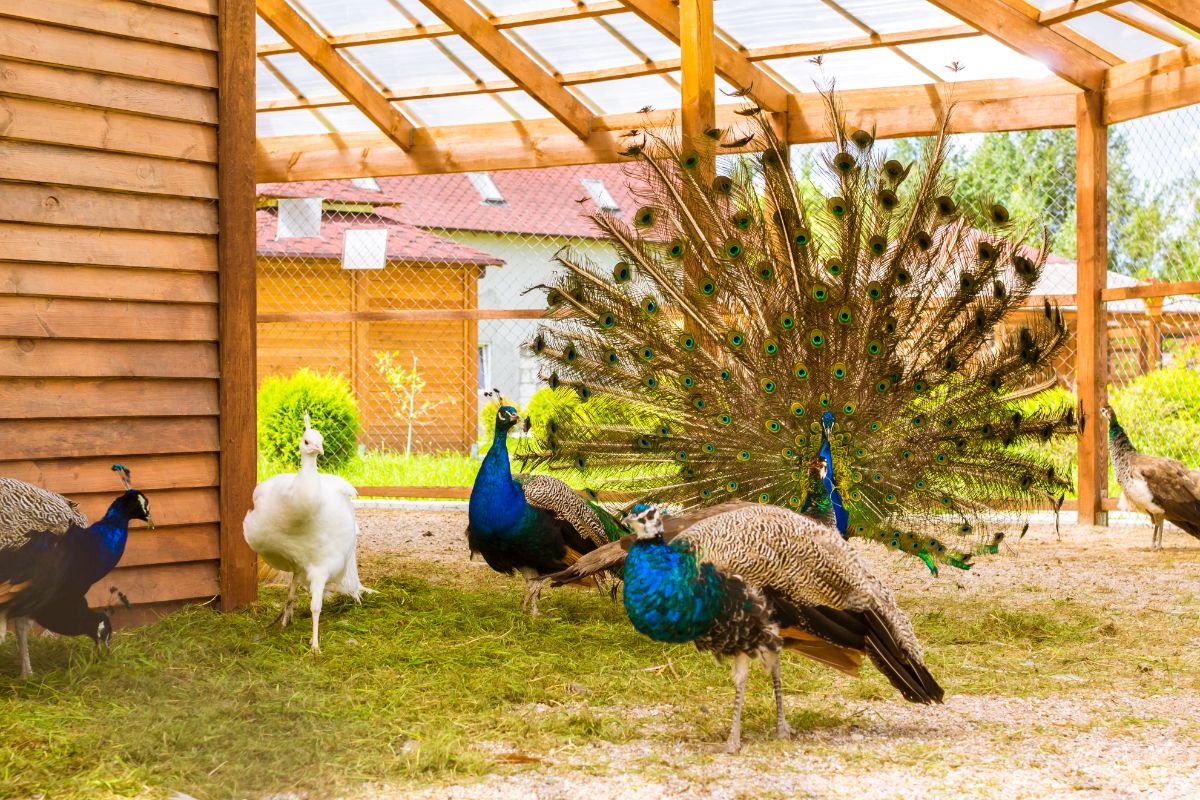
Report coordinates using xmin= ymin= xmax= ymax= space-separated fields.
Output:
xmin=821 ymin=410 xmax=835 ymax=435
xmin=93 ymin=614 xmax=113 ymax=651
xmin=624 ymin=502 xmax=665 ymax=541
xmin=111 ymin=465 xmax=154 ymax=529
xmin=495 ymin=405 xmax=521 ymax=432
xmin=1099 ymin=405 xmax=1122 ymax=438
xmin=300 ymin=427 xmax=325 ymax=458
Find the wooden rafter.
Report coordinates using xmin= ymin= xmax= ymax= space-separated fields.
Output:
xmin=256 ymin=77 xmax=1081 ymax=183
xmin=924 ymin=0 xmax=1109 ymax=89
xmin=417 ymin=0 xmax=593 ymax=139
xmin=818 ymin=0 xmax=943 ymax=83
xmin=746 ymin=24 xmax=978 ymax=60
xmin=1104 ymin=8 xmax=1191 ymax=48
xmin=620 ymin=0 xmax=790 ymax=112
xmin=1039 ymin=0 xmax=1124 ymax=24
xmin=256 ymin=0 xmax=415 ymax=149
xmin=256 ymin=1 xmax=626 ymax=56
xmin=1140 ymin=0 xmax=1200 ymax=33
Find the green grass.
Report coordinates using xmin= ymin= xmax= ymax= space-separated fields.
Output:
xmin=1 ymin=560 xmax=1194 ymax=800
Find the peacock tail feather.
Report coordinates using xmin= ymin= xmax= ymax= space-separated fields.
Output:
xmin=521 ymin=90 xmax=1076 ymax=571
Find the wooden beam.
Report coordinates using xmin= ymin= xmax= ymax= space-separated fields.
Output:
xmin=1105 ymin=61 xmax=1200 ymax=123
xmin=256 ymin=1 xmax=625 ymax=56
xmin=1101 ymin=280 xmax=1200 ymax=302
xmin=1103 ymin=8 xmax=1191 ymax=48
xmin=417 ymin=0 xmax=592 ymax=139
xmin=256 ymin=0 xmax=415 ymax=149
xmin=747 ymin=25 xmax=978 ymax=61
xmin=257 ymin=77 xmax=1079 ymax=181
xmin=680 ymin=0 xmax=715 ymax=154
xmin=924 ymin=0 xmax=1108 ymax=89
xmin=1106 ymin=43 xmax=1200 ymax=85
xmin=620 ymin=0 xmax=790 ymax=112
xmin=218 ymin=0 xmax=258 ymax=610
xmin=1140 ymin=0 xmax=1200 ymax=33
xmin=1039 ymin=0 xmax=1123 ymax=24
xmin=1075 ymin=90 xmax=1107 ymax=527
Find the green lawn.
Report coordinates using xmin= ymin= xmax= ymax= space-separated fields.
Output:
xmin=1 ymin=557 xmax=1193 ymax=800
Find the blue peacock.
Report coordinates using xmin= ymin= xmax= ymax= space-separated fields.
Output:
xmin=0 ymin=465 xmax=153 ymax=677
xmin=468 ymin=400 xmax=626 ymax=615
xmin=553 ymin=502 xmax=942 ymax=752
xmin=523 ymin=91 xmax=1078 ymax=574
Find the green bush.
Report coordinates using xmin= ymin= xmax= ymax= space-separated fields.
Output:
xmin=258 ymin=369 xmax=360 ymax=471
xmin=1110 ymin=366 xmax=1200 ymax=467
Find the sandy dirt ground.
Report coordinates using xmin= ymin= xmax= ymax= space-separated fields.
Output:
xmin=351 ymin=508 xmax=1200 ymax=800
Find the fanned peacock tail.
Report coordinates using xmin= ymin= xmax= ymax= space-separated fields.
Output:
xmin=520 ymin=90 xmax=1077 ymax=573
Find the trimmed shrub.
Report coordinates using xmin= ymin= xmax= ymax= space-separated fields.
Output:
xmin=258 ymin=369 xmax=360 ymax=471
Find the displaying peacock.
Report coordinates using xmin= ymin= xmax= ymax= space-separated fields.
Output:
xmin=467 ymin=400 xmax=627 ymax=615
xmin=522 ymin=91 xmax=1077 ymax=573
xmin=553 ymin=502 xmax=942 ymax=752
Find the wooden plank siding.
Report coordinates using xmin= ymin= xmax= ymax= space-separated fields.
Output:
xmin=0 ymin=0 xmax=251 ymax=617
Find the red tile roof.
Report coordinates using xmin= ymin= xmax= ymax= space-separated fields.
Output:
xmin=376 ymin=164 xmax=639 ymax=238
xmin=255 ymin=209 xmax=503 ymax=266
xmin=257 ymin=180 xmax=396 ymax=206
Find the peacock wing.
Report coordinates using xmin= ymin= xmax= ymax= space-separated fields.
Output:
xmin=0 ymin=529 xmax=71 ymax=615
xmin=520 ymin=475 xmax=620 ymax=550
xmin=526 ymin=90 xmax=1076 ymax=573
xmin=1135 ymin=455 xmax=1200 ymax=538
xmin=0 ymin=478 xmax=88 ymax=550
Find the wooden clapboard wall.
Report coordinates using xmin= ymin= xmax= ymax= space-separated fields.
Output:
xmin=0 ymin=0 xmax=257 ymax=624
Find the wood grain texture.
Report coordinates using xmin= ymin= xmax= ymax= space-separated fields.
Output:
xmin=0 ymin=58 xmax=218 ymax=123
xmin=0 ymin=16 xmax=218 ymax=87
xmin=0 ymin=0 xmax=218 ymax=50
xmin=1075 ymin=90 xmax=1107 ymax=526
xmin=119 ymin=525 xmax=220 ymax=568
xmin=86 ymin=559 xmax=219 ymax=607
xmin=0 ymin=140 xmax=218 ymax=198
xmin=0 ymin=95 xmax=217 ymax=162
xmin=0 ymin=262 xmax=217 ymax=304
xmin=0 ymin=378 xmax=218 ymax=418
xmin=0 ymin=183 xmax=218 ymax=234
xmin=0 ymin=339 xmax=219 ymax=378
xmin=72 ymin=487 xmax=219 ymax=526
xmin=0 ymin=452 xmax=218 ymax=494
xmin=1101 ymin=280 xmax=1200 ymax=302
xmin=0 ymin=223 xmax=216 ymax=270
xmin=1105 ymin=62 xmax=1200 ymax=124
xmin=0 ymin=416 xmax=218 ymax=460
xmin=0 ymin=296 xmax=218 ymax=341
xmin=217 ymin=0 xmax=258 ymax=611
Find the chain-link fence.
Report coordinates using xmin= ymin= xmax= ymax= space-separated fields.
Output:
xmin=1104 ymin=104 xmax=1200 ymax=493
xmin=254 ymin=112 xmax=1200 ymax=498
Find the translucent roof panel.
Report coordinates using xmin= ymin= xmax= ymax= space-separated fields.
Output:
xmin=714 ymin=0 xmax=861 ymax=49
xmin=898 ymin=37 xmax=1054 ymax=82
xmin=261 ymin=53 xmax=341 ymax=97
xmin=1111 ymin=3 xmax=1200 ymax=42
xmin=574 ymin=74 xmax=685 ymax=116
xmin=601 ymin=13 xmax=685 ymax=62
xmin=256 ymin=15 xmax=283 ymax=45
xmin=295 ymin=0 xmax=414 ymax=36
xmin=475 ymin=0 xmax=585 ymax=14
xmin=404 ymin=90 xmax=547 ymax=127
xmin=767 ymin=48 xmax=934 ymax=91
xmin=343 ymin=39 xmax=485 ymax=92
xmin=257 ymin=106 xmax=377 ymax=137
xmin=514 ymin=18 xmax=674 ymax=74
xmin=1065 ymin=14 xmax=1177 ymax=61
xmin=833 ymin=0 xmax=964 ymax=33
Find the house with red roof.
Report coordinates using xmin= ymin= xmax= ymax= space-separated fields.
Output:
xmin=255 ymin=187 xmax=503 ymax=454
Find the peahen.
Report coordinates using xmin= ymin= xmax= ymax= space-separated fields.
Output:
xmin=555 ymin=502 xmax=942 ymax=752
xmin=467 ymin=402 xmax=626 ymax=615
xmin=1102 ymin=406 xmax=1200 ymax=550
xmin=523 ymin=91 xmax=1077 ymax=573
xmin=0 ymin=465 xmax=152 ymax=677
xmin=243 ymin=413 xmax=371 ymax=651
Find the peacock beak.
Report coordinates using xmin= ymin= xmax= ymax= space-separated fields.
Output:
xmin=144 ymin=514 xmax=155 ymax=530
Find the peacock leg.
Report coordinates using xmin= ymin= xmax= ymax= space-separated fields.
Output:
xmin=15 ymin=617 xmax=32 ymax=678
xmin=721 ymin=652 xmax=752 ymax=754
xmin=272 ymin=574 xmax=299 ymax=629
xmin=519 ymin=567 xmax=545 ymax=617
xmin=761 ymin=649 xmax=793 ymax=740
xmin=308 ymin=575 xmax=326 ymax=652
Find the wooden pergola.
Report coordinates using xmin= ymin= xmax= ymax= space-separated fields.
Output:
xmin=0 ymin=0 xmax=1198 ymax=617
xmin=253 ymin=0 xmax=1200 ymax=525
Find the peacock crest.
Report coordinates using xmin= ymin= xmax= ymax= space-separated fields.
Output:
xmin=521 ymin=90 xmax=1077 ymax=573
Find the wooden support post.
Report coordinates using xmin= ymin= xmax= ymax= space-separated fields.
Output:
xmin=1145 ymin=296 xmax=1163 ymax=370
xmin=679 ymin=0 xmax=715 ymax=295
xmin=1075 ymin=90 xmax=1108 ymax=527
xmin=218 ymin=0 xmax=259 ymax=609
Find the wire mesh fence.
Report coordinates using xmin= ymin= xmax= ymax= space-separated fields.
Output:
xmin=253 ymin=110 xmax=1200 ymax=497
xmin=1104 ymin=104 xmax=1200 ymax=489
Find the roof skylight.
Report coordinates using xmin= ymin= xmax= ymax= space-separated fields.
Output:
xmin=466 ymin=172 xmax=507 ymax=206
xmin=351 ymin=177 xmax=381 ymax=192
xmin=580 ymin=178 xmax=620 ymax=212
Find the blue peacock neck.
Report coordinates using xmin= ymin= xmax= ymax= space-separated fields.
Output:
xmin=623 ymin=537 xmax=723 ymax=643
xmin=469 ymin=424 xmax=527 ymax=535
xmin=68 ymin=497 xmax=136 ymax=588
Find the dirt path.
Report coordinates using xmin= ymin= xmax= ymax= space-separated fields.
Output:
xmin=353 ymin=508 xmax=1200 ymax=800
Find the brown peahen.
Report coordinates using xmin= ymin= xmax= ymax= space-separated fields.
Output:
xmin=1102 ymin=405 xmax=1200 ymax=550
xmin=556 ymin=502 xmax=942 ymax=752
xmin=522 ymin=91 xmax=1077 ymax=573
